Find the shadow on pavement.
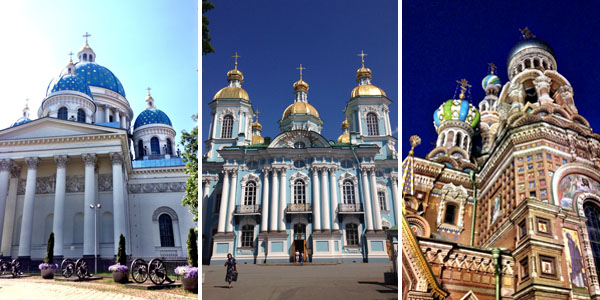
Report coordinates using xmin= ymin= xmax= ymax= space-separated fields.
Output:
xmin=213 ymin=285 xmax=231 ymax=289
xmin=358 ymin=281 xmax=398 ymax=294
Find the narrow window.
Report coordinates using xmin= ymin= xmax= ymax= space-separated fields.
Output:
xmin=345 ymin=223 xmax=359 ymax=246
xmin=378 ymin=191 xmax=387 ymax=211
xmin=83 ymin=53 xmax=88 ymax=61
xmin=166 ymin=138 xmax=173 ymax=155
xmin=366 ymin=113 xmax=379 ymax=136
xmin=57 ymin=107 xmax=68 ymax=120
xmin=294 ymin=180 xmax=305 ymax=204
xmin=241 ymin=224 xmax=254 ymax=247
xmin=137 ymin=140 xmax=144 ymax=159
xmin=77 ymin=109 xmax=86 ymax=123
xmin=150 ymin=137 xmax=160 ymax=155
xmin=158 ymin=214 xmax=175 ymax=247
xmin=221 ymin=115 xmax=233 ymax=138
xmin=343 ymin=180 xmax=355 ymax=204
xmin=444 ymin=204 xmax=457 ymax=224
xmin=244 ymin=182 xmax=256 ymax=206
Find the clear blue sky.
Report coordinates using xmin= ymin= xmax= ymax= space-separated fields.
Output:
xmin=201 ymin=0 xmax=398 ymax=152
xmin=0 ymin=1 xmax=198 ymax=144
xmin=403 ymin=1 xmax=600 ymax=158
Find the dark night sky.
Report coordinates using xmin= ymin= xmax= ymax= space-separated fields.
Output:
xmin=402 ymin=1 xmax=600 ymax=158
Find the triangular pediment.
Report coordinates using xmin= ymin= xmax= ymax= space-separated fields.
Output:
xmin=0 ymin=117 xmax=126 ymax=140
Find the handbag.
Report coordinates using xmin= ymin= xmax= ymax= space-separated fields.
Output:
xmin=232 ymin=271 xmax=238 ymax=281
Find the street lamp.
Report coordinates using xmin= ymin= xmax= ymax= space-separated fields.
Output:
xmin=89 ymin=203 xmax=101 ymax=275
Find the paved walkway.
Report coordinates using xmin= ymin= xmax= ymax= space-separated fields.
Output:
xmin=202 ymin=263 xmax=397 ymax=300
xmin=0 ymin=277 xmax=195 ymax=300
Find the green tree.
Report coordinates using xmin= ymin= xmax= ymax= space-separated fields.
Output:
xmin=203 ymin=0 xmax=215 ymax=55
xmin=44 ymin=232 xmax=54 ymax=264
xmin=187 ymin=228 xmax=198 ymax=267
xmin=116 ymin=234 xmax=126 ymax=266
xmin=181 ymin=115 xmax=198 ymax=222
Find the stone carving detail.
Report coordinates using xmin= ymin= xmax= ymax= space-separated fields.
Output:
xmin=36 ymin=176 xmax=56 ymax=194
xmin=25 ymin=157 xmax=40 ymax=170
xmin=110 ymin=152 xmax=124 ymax=165
xmin=54 ymin=155 xmax=69 ymax=168
xmin=66 ymin=175 xmax=85 ymax=193
xmin=127 ymin=182 xmax=186 ymax=194
xmin=82 ymin=153 xmax=97 ymax=166
xmin=11 ymin=165 xmax=22 ymax=178
xmin=0 ymin=159 xmax=12 ymax=172
xmin=98 ymin=174 xmax=113 ymax=191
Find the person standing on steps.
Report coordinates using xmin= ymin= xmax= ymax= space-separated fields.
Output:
xmin=295 ymin=250 xmax=300 ymax=264
xmin=300 ymin=251 xmax=304 ymax=266
xmin=224 ymin=253 xmax=238 ymax=289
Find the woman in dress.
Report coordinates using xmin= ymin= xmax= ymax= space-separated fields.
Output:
xmin=224 ymin=253 xmax=237 ymax=289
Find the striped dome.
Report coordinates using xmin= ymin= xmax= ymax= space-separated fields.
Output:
xmin=433 ymin=99 xmax=480 ymax=130
xmin=46 ymin=74 xmax=93 ymax=99
xmin=482 ymin=74 xmax=501 ymax=90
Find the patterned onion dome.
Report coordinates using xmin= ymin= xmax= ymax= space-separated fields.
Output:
xmin=75 ymin=62 xmax=126 ymax=97
xmin=11 ymin=118 xmax=31 ymax=127
xmin=133 ymin=108 xmax=172 ymax=130
xmin=213 ymin=86 xmax=250 ymax=101
xmin=433 ymin=99 xmax=480 ymax=130
xmin=282 ymin=102 xmax=320 ymax=119
xmin=481 ymin=74 xmax=501 ymax=90
xmin=46 ymin=73 xmax=93 ymax=99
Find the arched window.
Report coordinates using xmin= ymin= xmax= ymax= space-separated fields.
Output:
xmin=585 ymin=202 xmax=600 ymax=276
xmin=150 ymin=137 xmax=160 ymax=155
xmin=89 ymin=54 xmax=93 ymax=61
xmin=244 ymin=182 xmax=257 ymax=206
xmin=158 ymin=214 xmax=175 ymax=247
xmin=58 ymin=107 xmax=68 ymax=120
xmin=343 ymin=180 xmax=355 ymax=204
xmin=77 ymin=109 xmax=86 ymax=123
xmin=378 ymin=191 xmax=387 ymax=211
xmin=444 ymin=203 xmax=457 ymax=224
xmin=221 ymin=115 xmax=233 ymax=138
xmin=83 ymin=53 xmax=87 ymax=61
xmin=294 ymin=180 xmax=305 ymax=204
xmin=366 ymin=113 xmax=379 ymax=136
xmin=166 ymin=138 xmax=173 ymax=155
xmin=455 ymin=132 xmax=462 ymax=147
xmin=345 ymin=223 xmax=359 ymax=246
xmin=137 ymin=140 xmax=144 ymax=159
xmin=241 ymin=224 xmax=254 ymax=247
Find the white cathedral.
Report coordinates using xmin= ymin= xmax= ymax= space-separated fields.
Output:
xmin=0 ymin=37 xmax=195 ymax=269
xmin=202 ymin=53 xmax=398 ymax=264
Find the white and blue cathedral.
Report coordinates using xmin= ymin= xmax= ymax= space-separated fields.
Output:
xmin=202 ymin=55 xmax=398 ymax=264
xmin=0 ymin=37 xmax=195 ymax=269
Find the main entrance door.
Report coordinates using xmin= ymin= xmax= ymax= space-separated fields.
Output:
xmin=292 ymin=223 xmax=307 ymax=262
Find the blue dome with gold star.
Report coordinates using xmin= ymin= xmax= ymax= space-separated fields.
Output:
xmin=75 ymin=62 xmax=126 ymax=97
xmin=11 ymin=118 xmax=31 ymax=127
xmin=46 ymin=74 xmax=93 ymax=99
xmin=133 ymin=108 xmax=172 ymax=130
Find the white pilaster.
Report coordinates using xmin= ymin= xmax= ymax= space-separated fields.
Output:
xmin=212 ymin=113 xmax=218 ymax=139
xmin=52 ymin=156 xmax=68 ymax=256
xmin=260 ymin=168 xmax=270 ymax=232
xmin=217 ymin=170 xmax=230 ymax=233
xmin=110 ymin=153 xmax=126 ymax=254
xmin=311 ymin=167 xmax=321 ymax=231
xmin=18 ymin=157 xmax=40 ymax=257
xmin=329 ymin=167 xmax=339 ymax=231
xmin=361 ymin=168 xmax=374 ymax=231
xmin=225 ymin=170 xmax=238 ymax=233
xmin=83 ymin=154 xmax=96 ymax=255
xmin=357 ymin=109 xmax=363 ymax=135
xmin=202 ymin=177 xmax=211 ymax=227
xmin=279 ymin=168 xmax=286 ymax=232
xmin=370 ymin=168 xmax=382 ymax=231
xmin=391 ymin=175 xmax=398 ymax=225
xmin=270 ymin=168 xmax=279 ymax=232
xmin=320 ymin=167 xmax=330 ymax=231
xmin=0 ymin=159 xmax=12 ymax=252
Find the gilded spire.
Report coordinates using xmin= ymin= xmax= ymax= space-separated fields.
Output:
xmin=488 ymin=62 xmax=496 ymax=75
xmin=456 ymin=78 xmax=471 ymax=100
xmin=296 ymin=64 xmax=306 ymax=80
xmin=408 ymin=135 xmax=421 ymax=156
xmin=358 ymin=50 xmax=368 ymax=68
xmin=519 ymin=27 xmax=535 ymax=39
xmin=356 ymin=50 xmax=372 ymax=82
xmin=146 ymin=87 xmax=152 ymax=98
xmin=232 ymin=52 xmax=240 ymax=70
xmin=82 ymin=31 xmax=91 ymax=47
xmin=293 ymin=64 xmax=309 ymax=92
xmin=227 ymin=52 xmax=244 ymax=83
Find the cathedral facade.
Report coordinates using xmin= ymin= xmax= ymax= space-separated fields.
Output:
xmin=403 ymin=30 xmax=600 ymax=300
xmin=0 ymin=38 xmax=195 ymax=269
xmin=202 ymin=55 xmax=398 ymax=265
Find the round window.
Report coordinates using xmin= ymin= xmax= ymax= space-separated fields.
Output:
xmin=294 ymin=160 xmax=305 ymax=168
xmin=294 ymin=142 xmax=306 ymax=149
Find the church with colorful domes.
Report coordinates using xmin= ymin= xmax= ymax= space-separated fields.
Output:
xmin=0 ymin=35 xmax=195 ymax=270
xmin=201 ymin=53 xmax=398 ymax=265
xmin=403 ymin=28 xmax=600 ymax=300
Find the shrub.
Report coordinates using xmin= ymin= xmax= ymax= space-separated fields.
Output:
xmin=187 ymin=228 xmax=198 ymax=267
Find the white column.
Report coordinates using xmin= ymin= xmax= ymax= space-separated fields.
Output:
xmin=110 ymin=153 xmax=126 ymax=254
xmin=361 ymin=168 xmax=374 ymax=231
xmin=311 ymin=167 xmax=321 ymax=231
xmin=212 ymin=113 xmax=218 ymax=139
xmin=121 ymin=115 xmax=126 ymax=129
xmin=115 ymin=110 xmax=120 ymax=126
xmin=105 ymin=106 xmax=111 ymax=122
xmin=329 ymin=167 xmax=339 ymax=231
xmin=320 ymin=167 xmax=330 ymax=231
xmin=52 ymin=156 xmax=68 ymax=257
xmin=225 ymin=170 xmax=238 ymax=233
xmin=385 ymin=109 xmax=392 ymax=135
xmin=391 ymin=175 xmax=399 ymax=224
xmin=18 ymin=157 xmax=40 ymax=257
xmin=370 ymin=168 xmax=382 ymax=231
xmin=270 ymin=168 xmax=279 ymax=232
xmin=279 ymin=168 xmax=286 ymax=232
xmin=217 ymin=170 xmax=230 ymax=233
xmin=202 ymin=178 xmax=211 ymax=228
xmin=260 ymin=169 xmax=270 ymax=232
xmin=1 ymin=166 xmax=20 ymax=255
xmin=0 ymin=159 xmax=12 ymax=251
xmin=357 ymin=109 xmax=363 ymax=135
xmin=83 ymin=154 xmax=96 ymax=255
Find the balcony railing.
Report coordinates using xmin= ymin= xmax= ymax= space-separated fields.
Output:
xmin=338 ymin=203 xmax=364 ymax=213
xmin=286 ymin=203 xmax=312 ymax=213
xmin=234 ymin=204 xmax=261 ymax=214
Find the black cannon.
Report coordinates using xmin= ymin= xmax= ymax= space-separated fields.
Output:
xmin=0 ymin=259 xmax=21 ymax=277
xmin=61 ymin=258 xmax=91 ymax=279
xmin=130 ymin=258 xmax=174 ymax=285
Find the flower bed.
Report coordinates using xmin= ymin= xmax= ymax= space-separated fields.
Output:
xmin=175 ymin=265 xmax=198 ymax=292
xmin=108 ymin=264 xmax=129 ymax=273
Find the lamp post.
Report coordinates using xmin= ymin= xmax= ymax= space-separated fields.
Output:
xmin=89 ymin=203 xmax=101 ymax=275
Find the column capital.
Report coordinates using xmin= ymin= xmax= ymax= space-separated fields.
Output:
xmin=10 ymin=165 xmax=22 ymax=178
xmin=25 ymin=157 xmax=40 ymax=170
xmin=82 ymin=153 xmax=97 ymax=166
xmin=261 ymin=167 xmax=271 ymax=174
xmin=54 ymin=155 xmax=69 ymax=168
xmin=109 ymin=152 xmax=124 ymax=165
xmin=310 ymin=166 xmax=320 ymax=173
xmin=0 ymin=159 xmax=12 ymax=172
xmin=327 ymin=166 xmax=337 ymax=173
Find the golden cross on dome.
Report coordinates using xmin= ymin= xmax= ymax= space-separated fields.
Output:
xmin=146 ymin=87 xmax=151 ymax=95
xmin=488 ymin=62 xmax=497 ymax=75
xmin=232 ymin=52 xmax=241 ymax=70
xmin=83 ymin=32 xmax=91 ymax=44
xmin=519 ymin=27 xmax=535 ymax=39
xmin=296 ymin=64 xmax=306 ymax=80
xmin=255 ymin=109 xmax=260 ymax=121
xmin=68 ymin=51 xmax=74 ymax=61
xmin=357 ymin=50 xmax=368 ymax=67
xmin=456 ymin=78 xmax=471 ymax=99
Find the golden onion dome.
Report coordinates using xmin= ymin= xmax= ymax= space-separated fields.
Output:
xmin=341 ymin=119 xmax=349 ymax=129
xmin=252 ymin=120 xmax=262 ymax=131
xmin=282 ymin=102 xmax=320 ymax=119
xmin=293 ymin=79 xmax=309 ymax=91
xmin=227 ymin=68 xmax=244 ymax=82
xmin=356 ymin=66 xmax=372 ymax=80
xmin=337 ymin=133 xmax=350 ymax=143
xmin=251 ymin=135 xmax=264 ymax=145
xmin=350 ymin=84 xmax=387 ymax=98
xmin=213 ymin=86 xmax=250 ymax=101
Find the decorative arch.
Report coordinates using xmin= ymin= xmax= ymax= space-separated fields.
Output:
xmin=241 ymin=173 xmax=261 ymax=188
xmin=436 ymin=183 xmax=468 ymax=233
xmin=572 ymin=115 xmax=590 ymax=127
xmin=268 ymin=130 xmax=331 ymax=148
xmin=338 ymin=172 xmax=360 ymax=205
xmin=552 ymin=163 xmax=600 ymax=209
xmin=289 ymin=172 xmax=309 ymax=185
xmin=406 ymin=215 xmax=430 ymax=238
xmin=511 ymin=68 xmax=544 ymax=85
xmin=152 ymin=206 xmax=179 ymax=221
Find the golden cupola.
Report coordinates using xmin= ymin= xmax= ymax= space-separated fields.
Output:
xmin=213 ymin=52 xmax=250 ymax=101
xmin=337 ymin=119 xmax=350 ymax=143
xmin=251 ymin=113 xmax=264 ymax=145
xmin=279 ymin=64 xmax=323 ymax=133
xmin=350 ymin=50 xmax=387 ymax=98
